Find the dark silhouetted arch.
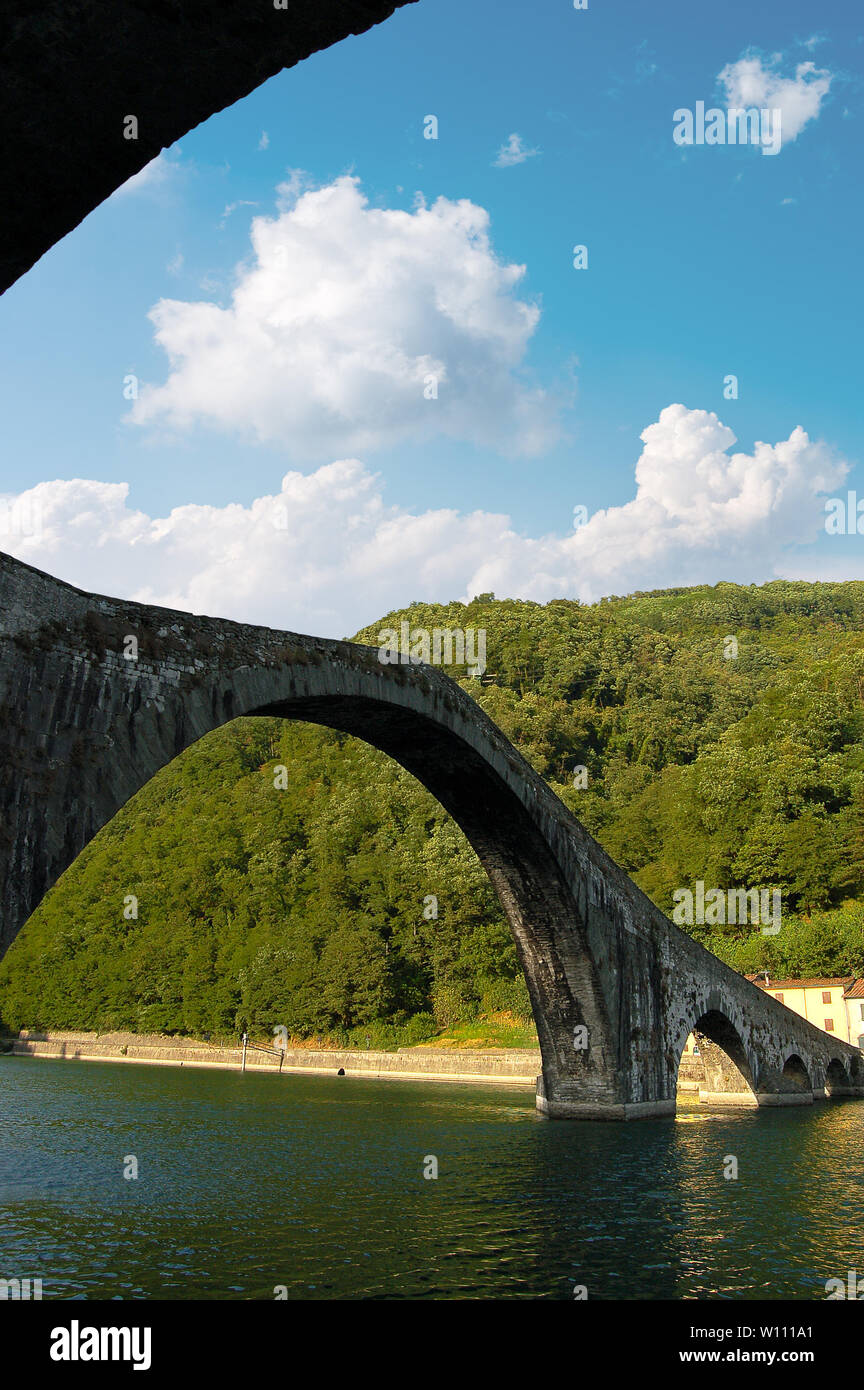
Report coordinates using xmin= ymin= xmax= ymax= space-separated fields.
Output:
xmin=825 ymin=1058 xmax=852 ymax=1097
xmin=782 ymin=1054 xmax=811 ymax=1091
xmin=0 ymin=0 xmax=416 ymax=294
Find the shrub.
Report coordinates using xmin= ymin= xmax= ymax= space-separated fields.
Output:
xmin=479 ymin=974 xmax=532 ymax=1020
xmin=431 ymin=983 xmax=476 ymax=1029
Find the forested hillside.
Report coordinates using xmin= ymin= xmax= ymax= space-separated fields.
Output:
xmin=2 ymin=580 xmax=864 ymax=1044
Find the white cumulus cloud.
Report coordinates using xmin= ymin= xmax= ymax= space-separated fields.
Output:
xmin=128 ymin=176 xmax=555 ymax=460
xmin=0 ymin=407 xmax=848 ymax=639
xmin=718 ymin=53 xmax=832 ymax=145
xmin=493 ymin=134 xmax=540 ymax=168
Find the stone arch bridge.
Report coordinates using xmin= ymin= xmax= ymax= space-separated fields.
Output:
xmin=1 ymin=551 xmax=862 ymax=1118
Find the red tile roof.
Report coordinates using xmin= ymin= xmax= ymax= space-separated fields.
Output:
xmin=750 ymin=977 xmax=854 ymax=990
xmin=844 ymin=979 xmax=864 ymax=999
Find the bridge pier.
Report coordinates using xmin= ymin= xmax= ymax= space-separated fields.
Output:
xmin=534 ymin=1074 xmax=676 ymax=1121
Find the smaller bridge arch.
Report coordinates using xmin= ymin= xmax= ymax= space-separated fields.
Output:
xmin=682 ymin=1007 xmax=759 ymax=1108
xmin=780 ymin=1054 xmax=812 ymax=1093
xmin=825 ymin=1058 xmax=854 ymax=1098
xmin=695 ymin=1009 xmax=758 ymax=1107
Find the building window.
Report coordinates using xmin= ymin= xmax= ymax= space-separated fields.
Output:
xmin=822 ymin=991 xmax=832 ymax=1004
xmin=774 ymin=993 xmax=784 ymax=1003
xmin=860 ymin=1003 xmax=864 ymax=1020
xmin=825 ymin=1018 xmax=835 ymax=1032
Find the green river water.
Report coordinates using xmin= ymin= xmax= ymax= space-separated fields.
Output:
xmin=2 ymin=1055 xmax=863 ymax=1300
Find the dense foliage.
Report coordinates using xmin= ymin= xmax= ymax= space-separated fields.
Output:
xmin=2 ymin=579 xmax=864 ymax=1041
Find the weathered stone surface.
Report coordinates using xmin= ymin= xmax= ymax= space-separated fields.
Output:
xmin=0 ymin=0 xmax=416 ymax=293
xmin=1 ymin=551 xmax=862 ymax=1117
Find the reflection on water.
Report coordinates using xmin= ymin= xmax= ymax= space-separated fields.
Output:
xmin=1 ymin=1055 xmax=862 ymax=1300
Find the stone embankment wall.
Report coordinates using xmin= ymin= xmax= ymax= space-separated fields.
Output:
xmin=676 ymin=1055 xmax=706 ymax=1091
xmin=5 ymin=1031 xmax=542 ymax=1086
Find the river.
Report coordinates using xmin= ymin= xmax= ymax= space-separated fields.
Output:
xmin=2 ymin=1055 xmax=863 ymax=1300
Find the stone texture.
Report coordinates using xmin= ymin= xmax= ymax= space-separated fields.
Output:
xmin=0 ymin=0 xmax=416 ymax=293
xmin=1 ymin=551 xmax=862 ymax=1118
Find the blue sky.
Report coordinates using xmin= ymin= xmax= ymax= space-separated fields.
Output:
xmin=1 ymin=0 xmax=862 ymax=635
